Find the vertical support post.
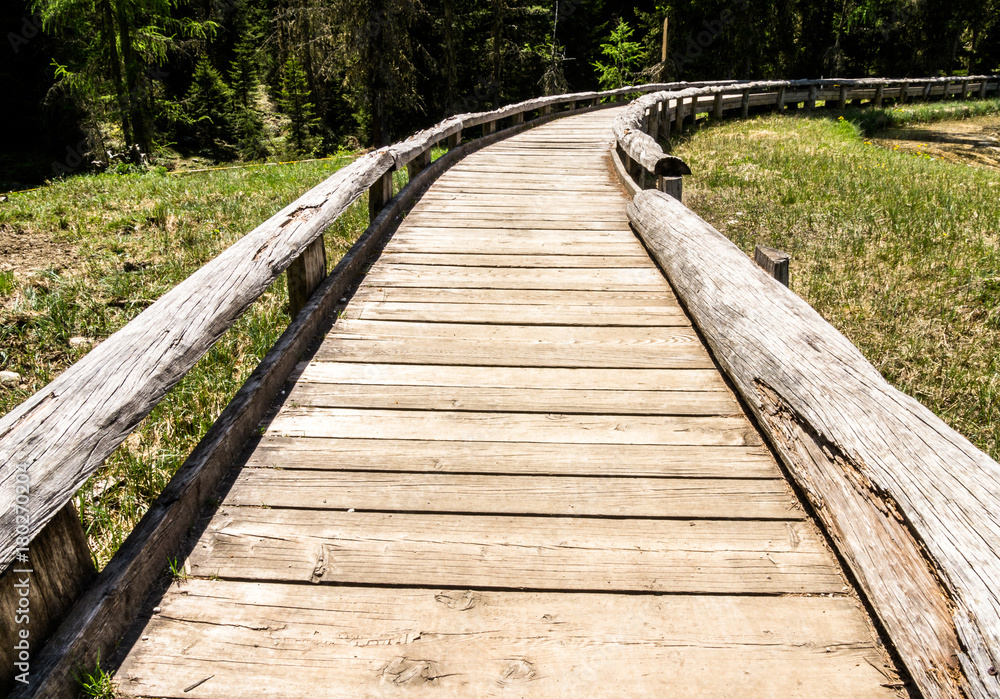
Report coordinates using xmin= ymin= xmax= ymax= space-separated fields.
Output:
xmin=447 ymin=129 xmax=462 ymax=150
xmin=661 ymin=101 xmax=672 ymax=144
xmin=979 ymin=80 xmax=989 ymax=99
xmin=940 ymin=80 xmax=949 ymax=101
xmin=406 ymin=148 xmax=432 ymax=180
xmin=483 ymin=120 xmax=497 ymax=137
xmin=287 ymin=234 xmax=328 ymax=318
xmin=741 ymin=90 xmax=751 ymax=118
xmin=754 ymin=245 xmax=790 ymax=287
xmin=960 ymin=80 xmax=969 ymax=100
xmin=512 ymin=112 xmax=524 ymax=125
xmin=875 ymin=84 xmax=884 ymax=108
xmin=713 ymin=92 xmax=724 ymax=119
xmin=0 ymin=504 xmax=96 ymax=697
xmin=806 ymin=85 xmax=817 ymax=111
xmin=677 ymin=97 xmax=688 ymax=132
xmin=899 ymin=83 xmax=908 ymax=104
xmin=368 ymin=170 xmax=393 ymax=223
xmin=839 ymin=85 xmax=848 ymax=109
xmin=658 ymin=176 xmax=683 ymax=202
xmin=567 ymin=100 xmax=576 ymax=111
xmin=540 ymin=104 xmax=552 ymax=116
xmin=776 ymin=87 xmax=786 ymax=113
xmin=648 ymin=103 xmax=660 ymax=140
xmin=923 ymin=82 xmax=932 ymax=100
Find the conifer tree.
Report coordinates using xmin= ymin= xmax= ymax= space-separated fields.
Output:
xmin=185 ymin=57 xmax=233 ymax=151
xmin=278 ymin=56 xmax=320 ymax=155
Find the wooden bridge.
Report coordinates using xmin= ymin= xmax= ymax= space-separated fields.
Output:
xmin=3 ymin=76 xmax=1000 ymax=699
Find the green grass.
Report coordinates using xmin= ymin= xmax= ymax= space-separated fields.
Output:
xmin=0 ymin=155 xmax=390 ymax=567
xmin=840 ymin=97 xmax=1000 ymax=135
xmin=674 ymin=101 xmax=1000 ymax=461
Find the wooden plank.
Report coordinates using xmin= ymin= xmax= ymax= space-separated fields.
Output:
xmin=326 ymin=319 xmax=699 ymax=343
xmin=248 ymin=436 xmax=779 ymax=478
xmin=360 ymin=265 xmax=670 ymax=290
xmin=373 ymin=253 xmax=651 ymax=268
xmin=316 ymin=338 xmax=715 ymax=369
xmin=629 ymin=188 xmax=1000 ymax=699
xmin=227 ymin=470 xmax=801 ymax=519
xmin=296 ymin=362 xmax=723 ymax=391
xmin=342 ymin=301 xmax=689 ymax=326
xmin=285 ymin=234 xmax=326 ymax=318
xmin=266 ymin=407 xmax=761 ymax=447
xmin=115 ymin=581 xmax=899 ymax=699
xmin=350 ymin=286 xmax=678 ymax=306
xmin=185 ymin=509 xmax=844 ymax=593
xmin=384 ymin=239 xmax=644 ymax=256
xmin=286 ymin=383 xmax=741 ymax=416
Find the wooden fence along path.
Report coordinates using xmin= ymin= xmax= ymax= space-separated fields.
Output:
xmin=4 ymin=75 xmax=1000 ymax=699
xmin=111 ymin=109 xmax=903 ymax=698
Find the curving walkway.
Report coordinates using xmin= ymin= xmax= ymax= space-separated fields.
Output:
xmin=114 ymin=109 xmax=904 ymax=697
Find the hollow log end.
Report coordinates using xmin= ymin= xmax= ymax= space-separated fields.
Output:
xmin=655 ymin=156 xmax=692 ymax=177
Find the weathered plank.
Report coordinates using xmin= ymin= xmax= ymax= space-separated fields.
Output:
xmin=248 ymin=437 xmax=780 ymax=479
xmin=342 ymin=301 xmax=689 ymax=326
xmin=372 ymin=252 xmax=651 ymax=267
xmin=227 ymin=470 xmax=801 ymax=519
xmin=115 ymin=581 xmax=898 ymax=699
xmin=266 ymin=407 xmax=761 ymax=447
xmin=349 ymin=286 xmax=680 ymax=306
xmin=360 ymin=265 xmax=670 ymax=290
xmin=186 ymin=509 xmax=843 ymax=593
xmin=628 ymin=189 xmax=1000 ymax=699
xmin=287 ymin=383 xmax=740 ymax=416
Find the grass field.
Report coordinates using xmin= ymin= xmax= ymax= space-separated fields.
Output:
xmin=675 ymin=101 xmax=1000 ymax=462
xmin=0 ymin=156 xmax=411 ymax=568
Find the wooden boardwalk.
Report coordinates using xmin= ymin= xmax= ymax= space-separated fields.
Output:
xmin=114 ymin=110 xmax=903 ymax=697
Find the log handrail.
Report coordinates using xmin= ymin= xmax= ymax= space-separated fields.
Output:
xmin=628 ymin=188 xmax=1000 ymax=697
xmin=0 ymin=79 xmax=740 ymax=576
xmin=613 ymin=74 xmax=1000 ymax=200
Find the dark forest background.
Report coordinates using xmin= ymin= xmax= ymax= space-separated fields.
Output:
xmin=2 ymin=0 xmax=998 ymax=185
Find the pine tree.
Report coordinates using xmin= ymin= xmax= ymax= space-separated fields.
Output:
xmin=278 ymin=56 xmax=320 ymax=155
xmin=185 ymin=57 xmax=234 ymax=151
xmin=592 ymin=19 xmax=644 ymax=90
xmin=228 ymin=39 xmax=268 ymax=160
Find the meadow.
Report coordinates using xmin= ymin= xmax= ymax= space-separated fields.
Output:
xmin=675 ymin=100 xmax=1000 ymax=462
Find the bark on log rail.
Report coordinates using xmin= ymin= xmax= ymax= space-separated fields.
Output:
xmin=628 ymin=189 xmax=1000 ymax=699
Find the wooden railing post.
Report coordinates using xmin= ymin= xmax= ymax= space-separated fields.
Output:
xmin=512 ymin=112 xmax=524 ymax=125
xmin=540 ymin=104 xmax=552 ymax=116
xmin=922 ymin=82 xmax=932 ymax=100
xmin=483 ymin=120 xmax=497 ymax=137
xmin=838 ymin=85 xmax=848 ymax=109
xmin=658 ymin=176 xmax=682 ymax=202
xmin=368 ymin=170 xmax=393 ymax=223
xmin=754 ymin=245 xmax=790 ymax=287
xmin=659 ymin=102 xmax=671 ymax=144
xmin=712 ymin=92 xmax=724 ymax=118
xmin=648 ymin=104 xmax=660 ymax=144
xmin=806 ymin=85 xmax=817 ymax=110
xmin=741 ymin=90 xmax=751 ymax=118
xmin=979 ymin=80 xmax=989 ymax=99
xmin=940 ymin=80 xmax=949 ymax=100
xmin=406 ymin=148 xmax=432 ymax=181
xmin=0 ymin=504 xmax=95 ymax=697
xmin=567 ymin=99 xmax=576 ymax=111
xmin=287 ymin=235 xmax=327 ymax=318
xmin=959 ymin=80 xmax=970 ymax=100
xmin=874 ymin=84 xmax=884 ymax=108
xmin=775 ymin=87 xmax=786 ymax=113
xmin=447 ymin=129 xmax=462 ymax=150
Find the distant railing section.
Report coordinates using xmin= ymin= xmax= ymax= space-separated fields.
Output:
xmin=612 ymin=75 xmax=1000 ymax=200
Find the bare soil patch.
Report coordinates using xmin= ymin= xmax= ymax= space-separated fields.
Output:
xmin=0 ymin=223 xmax=82 ymax=276
xmin=874 ymin=115 xmax=1000 ymax=170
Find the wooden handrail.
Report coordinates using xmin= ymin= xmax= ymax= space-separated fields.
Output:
xmin=628 ymin=186 xmax=1000 ymax=698
xmin=613 ymin=75 xmax=1000 ymax=200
